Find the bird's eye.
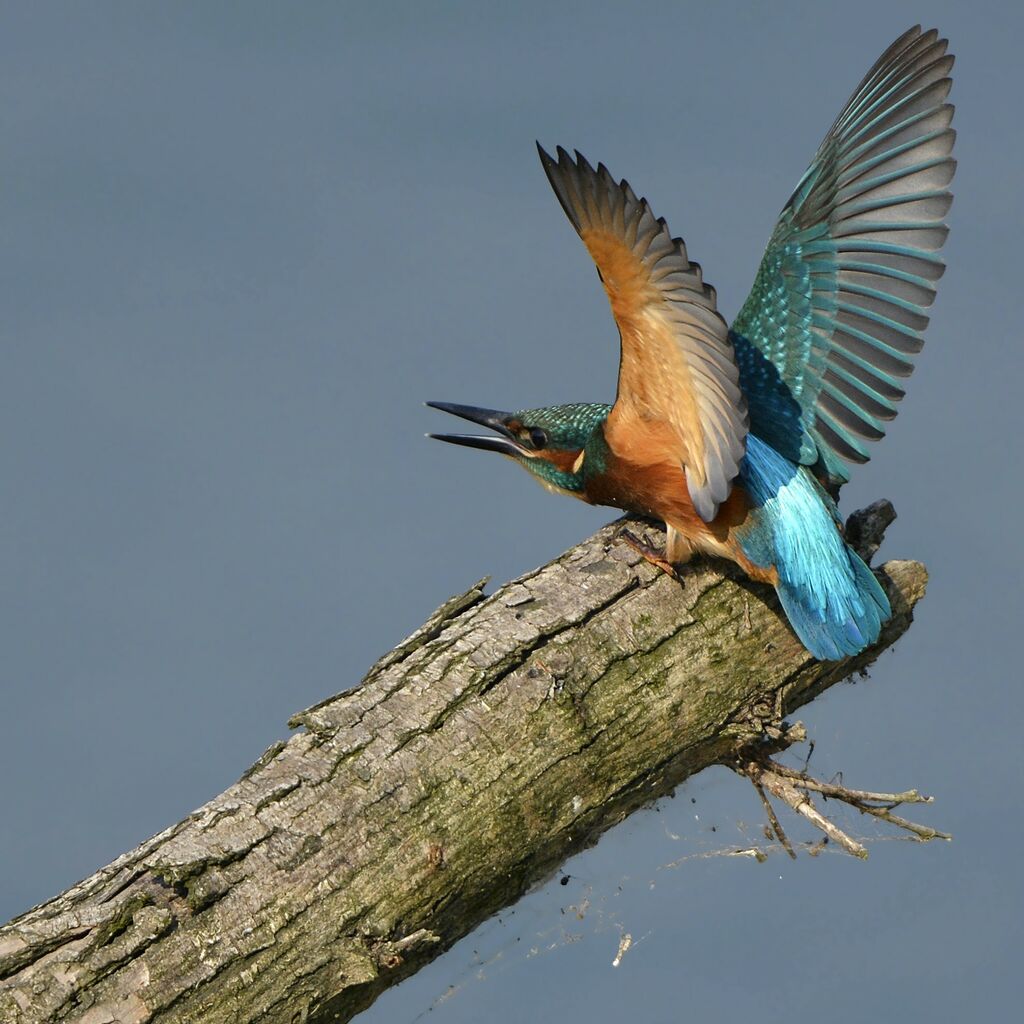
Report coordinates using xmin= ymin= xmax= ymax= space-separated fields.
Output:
xmin=529 ymin=427 xmax=548 ymax=449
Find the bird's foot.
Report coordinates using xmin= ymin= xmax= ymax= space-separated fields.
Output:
xmin=617 ymin=528 xmax=680 ymax=580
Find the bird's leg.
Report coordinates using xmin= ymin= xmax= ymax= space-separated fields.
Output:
xmin=616 ymin=525 xmax=680 ymax=579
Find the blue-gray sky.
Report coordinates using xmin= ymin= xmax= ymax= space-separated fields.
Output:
xmin=2 ymin=3 xmax=1021 ymax=1021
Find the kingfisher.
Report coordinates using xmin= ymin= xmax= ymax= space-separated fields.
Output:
xmin=428 ymin=26 xmax=955 ymax=661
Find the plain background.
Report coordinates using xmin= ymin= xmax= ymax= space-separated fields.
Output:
xmin=3 ymin=3 xmax=1021 ymax=1021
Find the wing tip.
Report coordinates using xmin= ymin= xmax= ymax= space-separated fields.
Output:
xmin=686 ymin=474 xmax=719 ymax=524
xmin=537 ymin=141 xmax=585 ymax=231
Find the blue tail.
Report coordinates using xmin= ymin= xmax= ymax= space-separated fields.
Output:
xmin=736 ymin=436 xmax=891 ymax=661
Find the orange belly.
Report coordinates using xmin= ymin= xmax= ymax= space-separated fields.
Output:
xmin=588 ymin=420 xmax=775 ymax=583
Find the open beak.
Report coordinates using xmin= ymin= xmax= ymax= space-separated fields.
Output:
xmin=426 ymin=401 xmax=523 ymax=456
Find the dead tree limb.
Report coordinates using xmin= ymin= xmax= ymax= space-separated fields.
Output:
xmin=0 ymin=504 xmax=930 ymax=1024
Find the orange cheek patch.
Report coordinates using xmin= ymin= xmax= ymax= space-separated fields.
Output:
xmin=537 ymin=449 xmax=584 ymax=473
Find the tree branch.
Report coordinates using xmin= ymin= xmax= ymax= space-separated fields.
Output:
xmin=0 ymin=508 xmax=929 ymax=1023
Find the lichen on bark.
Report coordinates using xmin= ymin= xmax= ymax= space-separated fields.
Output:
xmin=0 ymin=507 xmax=927 ymax=1024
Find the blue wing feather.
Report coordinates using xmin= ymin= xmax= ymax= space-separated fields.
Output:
xmin=731 ymin=26 xmax=956 ymax=487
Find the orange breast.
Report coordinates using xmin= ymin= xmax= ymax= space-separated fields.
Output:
xmin=590 ymin=418 xmax=772 ymax=580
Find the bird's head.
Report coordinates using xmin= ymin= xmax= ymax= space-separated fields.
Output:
xmin=427 ymin=401 xmax=610 ymax=496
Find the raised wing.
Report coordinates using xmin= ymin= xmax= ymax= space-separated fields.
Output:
xmin=731 ymin=25 xmax=956 ymax=485
xmin=538 ymin=145 xmax=748 ymax=522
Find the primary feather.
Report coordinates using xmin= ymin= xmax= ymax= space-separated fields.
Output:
xmin=432 ymin=27 xmax=955 ymax=661
xmin=731 ymin=25 xmax=955 ymax=487
xmin=538 ymin=145 xmax=748 ymax=522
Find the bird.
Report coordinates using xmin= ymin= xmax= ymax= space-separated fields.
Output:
xmin=428 ymin=26 xmax=955 ymax=661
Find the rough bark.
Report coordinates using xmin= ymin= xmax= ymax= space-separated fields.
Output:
xmin=0 ymin=506 xmax=927 ymax=1024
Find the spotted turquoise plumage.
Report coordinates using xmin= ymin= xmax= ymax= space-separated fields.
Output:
xmin=721 ymin=27 xmax=953 ymax=654
xmin=429 ymin=26 xmax=955 ymax=661
xmin=731 ymin=26 xmax=955 ymax=488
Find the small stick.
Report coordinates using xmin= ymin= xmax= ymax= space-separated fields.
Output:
xmin=747 ymin=762 xmax=868 ymax=859
xmin=734 ymin=750 xmax=949 ymax=859
xmin=751 ymin=779 xmax=797 ymax=860
xmin=771 ymin=764 xmax=934 ymax=807
xmin=766 ymin=763 xmax=951 ymax=840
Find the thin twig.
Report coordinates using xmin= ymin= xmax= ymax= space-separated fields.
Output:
xmin=862 ymin=806 xmax=950 ymax=842
xmin=751 ymin=780 xmax=797 ymax=860
xmin=734 ymin=745 xmax=952 ymax=859
xmin=771 ymin=763 xmax=934 ymax=807
xmin=766 ymin=762 xmax=951 ymax=841
xmin=741 ymin=761 xmax=868 ymax=859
